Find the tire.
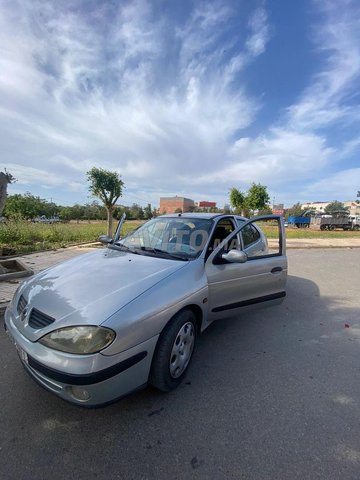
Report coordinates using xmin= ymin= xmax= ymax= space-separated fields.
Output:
xmin=353 ymin=225 xmax=360 ymax=231
xmin=149 ymin=309 xmax=197 ymax=392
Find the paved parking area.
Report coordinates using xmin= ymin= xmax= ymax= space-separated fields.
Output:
xmin=1 ymin=248 xmax=360 ymax=480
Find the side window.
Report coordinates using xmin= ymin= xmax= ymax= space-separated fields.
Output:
xmin=241 ymin=224 xmax=260 ymax=248
xmin=218 ymin=219 xmax=235 ymax=235
xmin=244 ymin=219 xmax=282 ymax=259
xmin=206 ymin=218 xmax=237 ymax=258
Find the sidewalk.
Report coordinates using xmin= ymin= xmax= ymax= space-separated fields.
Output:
xmin=278 ymin=238 xmax=360 ymax=249
xmin=1 ymin=238 xmax=360 ymax=313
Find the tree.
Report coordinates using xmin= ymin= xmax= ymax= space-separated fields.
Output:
xmin=286 ymin=202 xmax=306 ymax=218
xmin=258 ymin=205 xmax=273 ymax=215
xmin=324 ymin=201 xmax=349 ymax=216
xmin=87 ymin=168 xmax=124 ymax=236
xmin=230 ymin=183 xmax=270 ymax=215
xmin=113 ymin=206 xmax=125 ymax=221
xmin=229 ymin=187 xmax=246 ymax=215
xmin=246 ymin=183 xmax=270 ymax=213
xmin=144 ymin=203 xmax=153 ymax=219
xmin=132 ymin=204 xmax=144 ymax=219
xmin=59 ymin=207 xmax=73 ymax=221
xmin=0 ymin=169 xmax=16 ymax=215
xmin=209 ymin=206 xmax=221 ymax=213
xmin=70 ymin=204 xmax=86 ymax=222
xmin=223 ymin=204 xmax=231 ymax=214
xmin=4 ymin=192 xmax=46 ymax=219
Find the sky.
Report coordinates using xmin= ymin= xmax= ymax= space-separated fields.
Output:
xmin=1 ymin=0 xmax=360 ymax=209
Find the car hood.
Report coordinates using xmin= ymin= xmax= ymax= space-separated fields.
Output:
xmin=16 ymin=248 xmax=187 ymax=340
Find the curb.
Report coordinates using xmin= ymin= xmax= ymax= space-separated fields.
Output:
xmin=286 ymin=245 xmax=360 ymax=249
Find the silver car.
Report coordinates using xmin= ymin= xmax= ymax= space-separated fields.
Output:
xmin=4 ymin=213 xmax=287 ymax=407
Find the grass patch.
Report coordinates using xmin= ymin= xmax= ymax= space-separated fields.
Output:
xmin=0 ymin=220 xmax=143 ymax=255
xmin=261 ymin=225 xmax=360 ymax=239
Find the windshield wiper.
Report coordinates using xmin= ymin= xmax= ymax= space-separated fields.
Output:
xmin=111 ymin=242 xmax=139 ymax=254
xmin=138 ymin=246 xmax=189 ymax=261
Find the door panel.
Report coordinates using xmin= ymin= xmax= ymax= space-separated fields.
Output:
xmin=205 ymin=215 xmax=287 ymax=320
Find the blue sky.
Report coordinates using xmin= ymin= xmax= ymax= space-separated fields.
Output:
xmin=1 ymin=0 xmax=360 ymax=208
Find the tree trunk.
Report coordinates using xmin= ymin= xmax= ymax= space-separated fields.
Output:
xmin=107 ymin=207 xmax=113 ymax=237
xmin=0 ymin=172 xmax=9 ymax=216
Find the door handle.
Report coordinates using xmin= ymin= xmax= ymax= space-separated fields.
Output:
xmin=271 ymin=267 xmax=283 ymax=274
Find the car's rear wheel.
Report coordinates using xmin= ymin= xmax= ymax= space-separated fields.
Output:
xmin=149 ymin=309 xmax=197 ymax=392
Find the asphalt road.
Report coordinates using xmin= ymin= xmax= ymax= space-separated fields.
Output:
xmin=1 ymin=248 xmax=360 ymax=480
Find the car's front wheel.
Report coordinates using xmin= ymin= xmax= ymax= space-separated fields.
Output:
xmin=149 ymin=309 xmax=197 ymax=392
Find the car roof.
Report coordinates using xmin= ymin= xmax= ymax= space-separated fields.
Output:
xmin=158 ymin=213 xmax=248 ymax=221
xmin=158 ymin=213 xmax=224 ymax=220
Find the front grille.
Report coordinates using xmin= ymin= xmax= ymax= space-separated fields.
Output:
xmin=28 ymin=308 xmax=55 ymax=329
xmin=17 ymin=295 xmax=27 ymax=315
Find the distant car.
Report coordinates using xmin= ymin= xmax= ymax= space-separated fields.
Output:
xmin=5 ymin=213 xmax=287 ymax=406
xmin=33 ymin=215 xmax=60 ymax=224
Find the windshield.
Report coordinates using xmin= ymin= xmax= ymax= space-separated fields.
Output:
xmin=117 ymin=217 xmax=214 ymax=260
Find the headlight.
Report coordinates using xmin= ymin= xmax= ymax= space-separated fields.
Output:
xmin=38 ymin=326 xmax=115 ymax=354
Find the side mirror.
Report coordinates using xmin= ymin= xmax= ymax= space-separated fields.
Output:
xmin=99 ymin=235 xmax=113 ymax=245
xmin=221 ymin=249 xmax=247 ymax=263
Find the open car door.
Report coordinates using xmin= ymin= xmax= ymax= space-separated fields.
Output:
xmin=205 ymin=215 xmax=287 ymax=321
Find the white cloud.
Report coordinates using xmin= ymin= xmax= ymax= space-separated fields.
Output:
xmin=288 ymin=0 xmax=360 ymax=130
xmin=188 ymin=129 xmax=334 ymax=193
xmin=246 ymin=6 xmax=270 ymax=57
xmin=303 ymin=168 xmax=360 ymax=200
xmin=1 ymin=0 xmax=264 ymax=205
xmin=1 ymin=0 xmax=360 ymax=209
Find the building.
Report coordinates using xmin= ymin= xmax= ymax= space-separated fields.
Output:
xmin=302 ymin=200 xmax=360 ymax=216
xmin=197 ymin=201 xmax=217 ymax=211
xmin=159 ymin=196 xmax=195 ymax=214
xmin=301 ymin=201 xmax=330 ymax=213
xmin=272 ymin=203 xmax=285 ymax=215
xmin=273 ymin=208 xmax=285 ymax=215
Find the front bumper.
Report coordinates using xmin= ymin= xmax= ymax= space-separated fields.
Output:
xmin=4 ymin=306 xmax=159 ymax=407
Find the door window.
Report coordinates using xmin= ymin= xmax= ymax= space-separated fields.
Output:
xmin=244 ymin=218 xmax=282 ymax=259
xmin=241 ymin=224 xmax=260 ymax=248
xmin=206 ymin=218 xmax=238 ymax=258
